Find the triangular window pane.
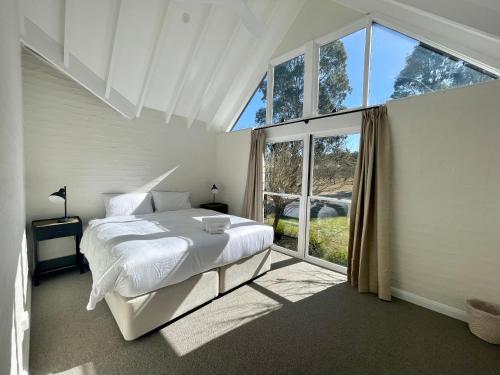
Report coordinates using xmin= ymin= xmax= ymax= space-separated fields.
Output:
xmin=231 ymin=75 xmax=267 ymax=131
xmin=369 ymin=23 xmax=496 ymax=105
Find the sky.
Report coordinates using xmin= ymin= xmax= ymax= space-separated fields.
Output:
xmin=232 ymin=24 xmax=420 ymax=131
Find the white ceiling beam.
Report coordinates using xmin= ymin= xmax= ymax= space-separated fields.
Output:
xmin=135 ymin=0 xmax=172 ymax=118
xmin=185 ymin=19 xmax=242 ymax=128
xmin=202 ymin=1 xmax=275 ymax=130
xmin=63 ymin=0 xmax=71 ymax=66
xmin=105 ymin=0 xmax=123 ymax=99
xmin=164 ymin=5 xmax=213 ymax=125
xmin=208 ymin=0 xmax=297 ymax=131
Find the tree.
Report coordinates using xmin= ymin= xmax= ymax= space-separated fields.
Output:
xmin=392 ymin=43 xmax=492 ymax=99
xmin=256 ymin=40 xmax=352 ymax=125
xmin=312 ymin=136 xmax=357 ymax=196
xmin=260 ymin=40 xmax=353 ymax=237
xmin=264 ymin=141 xmax=302 ymax=234
xmin=318 ymin=40 xmax=352 ymax=114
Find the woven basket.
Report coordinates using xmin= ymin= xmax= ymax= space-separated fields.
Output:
xmin=466 ymin=298 xmax=500 ymax=344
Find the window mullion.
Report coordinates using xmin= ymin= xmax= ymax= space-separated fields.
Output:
xmin=303 ymin=41 xmax=317 ymax=118
xmin=266 ymin=64 xmax=273 ymax=125
xmin=362 ymin=19 xmax=373 ymax=107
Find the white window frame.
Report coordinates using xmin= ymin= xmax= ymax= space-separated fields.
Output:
xmin=303 ymin=128 xmax=361 ymax=274
xmin=264 ymin=135 xmax=309 ymax=259
xmin=252 ymin=15 xmax=498 ymax=131
xmin=315 ymin=17 xmax=372 ymax=114
xmin=259 ymin=14 xmax=499 ymax=271
xmin=267 ymin=45 xmax=307 ymax=125
xmin=265 ymin=125 xmax=361 ymax=273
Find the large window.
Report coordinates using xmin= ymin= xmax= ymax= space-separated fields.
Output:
xmin=272 ymin=55 xmax=305 ymax=123
xmin=369 ymin=23 xmax=495 ymax=105
xmin=231 ymin=21 xmax=496 ymax=131
xmin=318 ymin=29 xmax=366 ymax=114
xmin=232 ymin=75 xmax=267 ymax=131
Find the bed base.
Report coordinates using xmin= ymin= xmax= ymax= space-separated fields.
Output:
xmin=219 ymin=249 xmax=271 ymax=293
xmin=105 ymin=248 xmax=272 ymax=340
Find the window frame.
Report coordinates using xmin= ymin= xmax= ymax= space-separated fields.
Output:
xmin=268 ymin=46 xmax=307 ymax=125
xmin=263 ymin=136 xmax=309 ymax=256
xmin=233 ymin=15 xmax=498 ymax=132
xmin=305 ymin=128 xmax=361 ymax=273
xmin=265 ymin=125 xmax=361 ymax=272
xmin=315 ymin=19 xmax=371 ymax=115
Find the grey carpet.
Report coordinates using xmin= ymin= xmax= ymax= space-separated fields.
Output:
xmin=30 ymin=252 xmax=499 ymax=375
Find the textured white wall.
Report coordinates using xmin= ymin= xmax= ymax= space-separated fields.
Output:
xmin=0 ymin=0 xmax=29 ymax=374
xmin=23 ymin=49 xmax=217 ymax=260
xmin=386 ymin=79 xmax=500 ymax=313
xmin=215 ymin=130 xmax=252 ymax=216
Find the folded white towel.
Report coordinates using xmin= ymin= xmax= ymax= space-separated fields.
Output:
xmin=202 ymin=216 xmax=231 ymax=234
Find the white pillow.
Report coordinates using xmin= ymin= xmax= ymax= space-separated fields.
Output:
xmin=151 ymin=191 xmax=191 ymax=212
xmin=103 ymin=193 xmax=154 ymax=217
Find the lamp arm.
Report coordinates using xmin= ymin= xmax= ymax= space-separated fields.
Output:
xmin=64 ymin=186 xmax=67 ymax=218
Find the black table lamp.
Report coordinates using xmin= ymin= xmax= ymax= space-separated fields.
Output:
xmin=211 ymin=184 xmax=219 ymax=203
xmin=48 ymin=186 xmax=69 ymax=222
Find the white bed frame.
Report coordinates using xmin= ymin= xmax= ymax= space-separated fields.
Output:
xmin=105 ymin=249 xmax=272 ymax=340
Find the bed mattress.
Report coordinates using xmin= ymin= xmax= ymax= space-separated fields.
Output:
xmin=81 ymin=208 xmax=273 ymax=310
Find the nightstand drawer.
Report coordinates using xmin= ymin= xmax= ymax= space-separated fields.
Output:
xmin=200 ymin=202 xmax=228 ymax=214
xmin=35 ymin=222 xmax=81 ymax=240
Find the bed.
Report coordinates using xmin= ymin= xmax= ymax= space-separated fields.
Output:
xmin=81 ymin=208 xmax=273 ymax=340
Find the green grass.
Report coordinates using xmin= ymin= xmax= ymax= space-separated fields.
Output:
xmin=265 ymin=215 xmax=349 ymax=266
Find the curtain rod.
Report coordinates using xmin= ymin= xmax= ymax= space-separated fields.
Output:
xmin=257 ymin=105 xmax=381 ymax=130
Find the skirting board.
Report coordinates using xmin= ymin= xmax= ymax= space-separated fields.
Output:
xmin=392 ymin=287 xmax=467 ymax=322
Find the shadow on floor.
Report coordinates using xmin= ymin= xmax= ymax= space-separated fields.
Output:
xmin=30 ymin=254 xmax=500 ymax=375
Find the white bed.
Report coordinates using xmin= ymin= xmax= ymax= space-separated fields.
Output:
xmin=81 ymin=208 xmax=273 ymax=339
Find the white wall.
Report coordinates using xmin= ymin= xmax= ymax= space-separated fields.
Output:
xmin=0 ymin=0 xmax=30 ymax=374
xmin=215 ymin=130 xmax=252 ymax=216
xmin=386 ymin=79 xmax=500 ymax=315
xmin=23 ymin=49 xmax=217 ymax=260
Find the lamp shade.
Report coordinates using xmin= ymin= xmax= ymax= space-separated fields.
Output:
xmin=211 ymin=184 xmax=219 ymax=194
xmin=49 ymin=187 xmax=66 ymax=204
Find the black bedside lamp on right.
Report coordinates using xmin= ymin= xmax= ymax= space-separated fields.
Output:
xmin=211 ymin=184 xmax=219 ymax=203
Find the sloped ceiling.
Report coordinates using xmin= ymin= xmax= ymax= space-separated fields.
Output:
xmin=20 ymin=0 xmax=306 ymax=132
xmin=19 ymin=0 xmax=500 ymax=132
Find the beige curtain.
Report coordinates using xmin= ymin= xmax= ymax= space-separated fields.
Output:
xmin=242 ymin=128 xmax=266 ymax=222
xmin=348 ymin=106 xmax=391 ymax=301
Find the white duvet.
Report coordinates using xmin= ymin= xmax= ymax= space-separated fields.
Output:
xmin=81 ymin=208 xmax=273 ymax=310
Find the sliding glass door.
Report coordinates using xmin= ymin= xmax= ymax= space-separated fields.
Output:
xmin=264 ymin=132 xmax=360 ymax=272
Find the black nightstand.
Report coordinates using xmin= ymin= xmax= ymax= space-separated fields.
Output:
xmin=200 ymin=202 xmax=228 ymax=214
xmin=31 ymin=216 xmax=84 ymax=286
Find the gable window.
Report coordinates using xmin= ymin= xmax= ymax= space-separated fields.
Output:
xmin=231 ymin=20 xmax=496 ymax=131
xmin=231 ymin=75 xmax=267 ymax=131
xmin=369 ymin=23 xmax=495 ymax=105
xmin=272 ymin=54 xmax=305 ymax=123
xmin=318 ymin=28 xmax=366 ymax=114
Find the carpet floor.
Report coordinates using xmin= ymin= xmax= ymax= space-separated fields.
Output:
xmin=30 ymin=251 xmax=499 ymax=375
